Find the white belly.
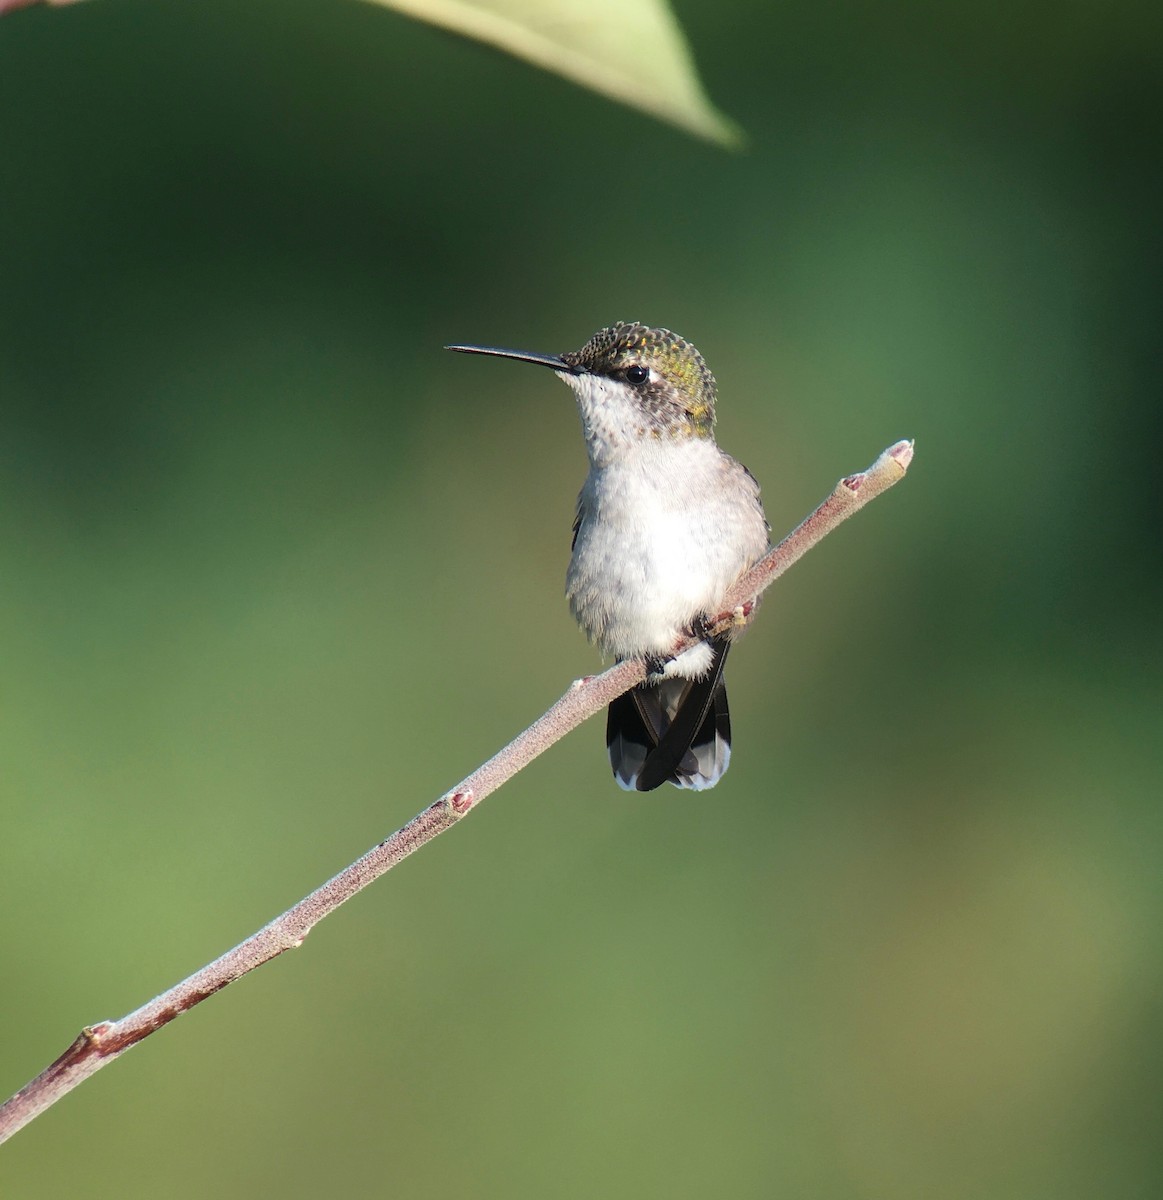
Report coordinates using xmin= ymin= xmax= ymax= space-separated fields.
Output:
xmin=565 ymin=439 xmax=767 ymax=671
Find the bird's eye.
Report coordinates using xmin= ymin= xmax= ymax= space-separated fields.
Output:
xmin=624 ymin=365 xmax=649 ymax=385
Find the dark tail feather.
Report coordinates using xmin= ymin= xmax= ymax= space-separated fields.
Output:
xmin=637 ymin=638 xmax=731 ymax=791
xmin=606 ymin=638 xmax=734 ymax=792
xmin=605 ymin=689 xmax=658 ymax=789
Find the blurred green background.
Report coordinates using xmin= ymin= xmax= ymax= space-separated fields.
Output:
xmin=2 ymin=0 xmax=1160 ymax=1195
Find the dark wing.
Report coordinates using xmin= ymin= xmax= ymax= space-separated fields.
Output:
xmin=739 ymin=461 xmax=771 ymax=535
xmin=571 ymin=488 xmax=592 ymax=552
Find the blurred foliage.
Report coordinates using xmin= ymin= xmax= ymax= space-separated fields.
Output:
xmin=1 ymin=0 xmax=1160 ymax=1196
xmin=365 ymin=0 xmax=742 ymax=145
xmin=4 ymin=0 xmax=740 ymax=144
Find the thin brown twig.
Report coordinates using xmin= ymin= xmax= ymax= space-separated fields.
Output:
xmin=0 ymin=438 xmax=913 ymax=1146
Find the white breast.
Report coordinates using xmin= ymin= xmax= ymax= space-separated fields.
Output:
xmin=565 ymin=436 xmax=768 ymax=670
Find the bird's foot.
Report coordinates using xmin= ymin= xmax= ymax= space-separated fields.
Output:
xmin=643 ymin=652 xmax=674 ymax=677
xmin=689 ymin=600 xmax=756 ymax=642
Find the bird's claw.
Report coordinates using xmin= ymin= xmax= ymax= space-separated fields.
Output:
xmin=643 ymin=653 xmax=674 ymax=677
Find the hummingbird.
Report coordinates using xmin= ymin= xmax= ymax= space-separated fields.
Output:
xmin=447 ymin=323 xmax=769 ymax=791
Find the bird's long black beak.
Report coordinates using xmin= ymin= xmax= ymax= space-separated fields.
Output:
xmin=445 ymin=344 xmax=580 ymax=373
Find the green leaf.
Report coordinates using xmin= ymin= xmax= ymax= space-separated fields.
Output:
xmin=0 ymin=0 xmax=90 ymax=13
xmin=2 ymin=0 xmax=741 ymax=147
xmin=366 ymin=0 xmax=744 ymax=148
